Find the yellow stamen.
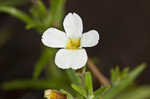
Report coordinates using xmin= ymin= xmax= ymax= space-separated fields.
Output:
xmin=44 ymin=89 xmax=66 ymax=99
xmin=66 ymin=38 xmax=81 ymax=49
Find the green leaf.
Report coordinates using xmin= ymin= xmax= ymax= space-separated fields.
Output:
xmin=65 ymin=69 xmax=81 ymax=85
xmin=110 ymin=66 xmax=120 ymax=86
xmin=0 ymin=6 xmax=34 ymax=25
xmin=103 ymin=64 xmax=146 ymax=99
xmin=85 ymin=72 xmax=93 ymax=95
xmin=1 ymin=79 xmax=66 ymax=90
xmin=0 ymin=0 xmax=29 ymax=6
xmin=71 ymin=84 xmax=87 ymax=98
xmin=111 ymin=66 xmax=129 ymax=86
xmin=94 ymin=86 xmax=110 ymax=96
xmin=32 ymin=48 xmax=56 ymax=79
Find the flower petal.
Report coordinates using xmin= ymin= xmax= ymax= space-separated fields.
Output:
xmin=42 ymin=28 xmax=67 ymax=48
xmin=63 ymin=13 xmax=83 ymax=38
xmin=81 ymin=30 xmax=99 ymax=47
xmin=55 ymin=49 xmax=88 ymax=69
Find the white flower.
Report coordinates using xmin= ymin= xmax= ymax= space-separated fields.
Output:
xmin=42 ymin=12 xmax=99 ymax=70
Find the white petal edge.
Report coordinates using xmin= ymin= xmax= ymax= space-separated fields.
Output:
xmin=55 ymin=49 xmax=88 ymax=69
xmin=81 ymin=30 xmax=99 ymax=47
xmin=63 ymin=13 xmax=83 ymax=38
xmin=42 ymin=28 xmax=67 ymax=48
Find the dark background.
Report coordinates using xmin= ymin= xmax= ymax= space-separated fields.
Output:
xmin=67 ymin=0 xmax=150 ymax=84
xmin=0 ymin=0 xmax=150 ymax=99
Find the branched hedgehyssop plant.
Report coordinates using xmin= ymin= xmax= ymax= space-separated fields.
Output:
xmin=42 ymin=12 xmax=99 ymax=99
xmin=0 ymin=0 xmax=150 ymax=99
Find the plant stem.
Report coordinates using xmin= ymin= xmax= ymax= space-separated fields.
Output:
xmin=87 ymin=59 xmax=111 ymax=86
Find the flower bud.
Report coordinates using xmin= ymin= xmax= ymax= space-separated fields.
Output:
xmin=44 ymin=89 xmax=67 ymax=99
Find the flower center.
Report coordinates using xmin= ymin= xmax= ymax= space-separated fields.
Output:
xmin=66 ymin=38 xmax=81 ymax=49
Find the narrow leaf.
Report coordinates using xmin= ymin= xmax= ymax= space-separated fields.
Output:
xmin=0 ymin=6 xmax=33 ymax=25
xmin=2 ymin=79 xmax=66 ymax=90
xmin=94 ymin=86 xmax=110 ymax=96
xmin=85 ymin=72 xmax=93 ymax=95
xmin=0 ymin=0 xmax=29 ymax=6
xmin=71 ymin=84 xmax=87 ymax=98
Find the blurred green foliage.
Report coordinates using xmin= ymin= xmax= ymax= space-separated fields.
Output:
xmin=0 ymin=0 xmax=150 ymax=99
xmin=0 ymin=25 xmax=13 ymax=47
xmin=116 ymin=86 xmax=150 ymax=99
xmin=103 ymin=64 xmax=147 ymax=99
xmin=0 ymin=6 xmax=34 ymax=26
xmin=0 ymin=0 xmax=68 ymax=90
xmin=0 ymin=0 xmax=29 ymax=6
xmin=2 ymin=64 xmax=148 ymax=99
xmin=62 ymin=64 xmax=148 ymax=99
